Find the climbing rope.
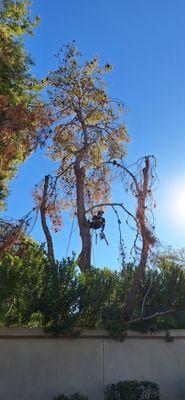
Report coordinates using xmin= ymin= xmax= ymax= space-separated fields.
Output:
xmin=65 ymin=211 xmax=76 ymax=258
xmin=91 ymin=230 xmax=96 ymax=268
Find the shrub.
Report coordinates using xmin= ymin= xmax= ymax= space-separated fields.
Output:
xmin=0 ymin=246 xmax=185 ymax=337
xmin=0 ymin=241 xmax=48 ymax=327
xmin=105 ymin=380 xmax=160 ymax=400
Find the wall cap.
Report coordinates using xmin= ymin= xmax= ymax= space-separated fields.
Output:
xmin=0 ymin=327 xmax=185 ymax=339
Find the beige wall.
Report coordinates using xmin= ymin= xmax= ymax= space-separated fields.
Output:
xmin=0 ymin=328 xmax=185 ymax=400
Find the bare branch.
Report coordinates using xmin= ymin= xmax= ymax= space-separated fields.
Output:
xmin=123 ymin=308 xmax=176 ymax=326
xmin=110 ymin=156 xmax=157 ymax=320
xmin=85 ymin=202 xmax=137 ymax=223
xmin=111 ymin=160 xmax=140 ymax=193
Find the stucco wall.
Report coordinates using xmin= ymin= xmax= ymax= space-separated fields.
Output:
xmin=0 ymin=328 xmax=185 ymax=400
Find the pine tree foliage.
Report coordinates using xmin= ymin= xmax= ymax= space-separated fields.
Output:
xmin=0 ymin=0 xmax=49 ymax=209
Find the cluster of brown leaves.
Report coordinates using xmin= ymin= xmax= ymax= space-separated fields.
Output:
xmin=0 ymin=217 xmax=28 ymax=256
xmin=0 ymin=95 xmax=52 ymax=208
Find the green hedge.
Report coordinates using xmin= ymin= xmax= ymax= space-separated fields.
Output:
xmin=0 ymin=243 xmax=185 ymax=336
xmin=52 ymin=381 xmax=160 ymax=400
xmin=105 ymin=380 xmax=160 ymax=400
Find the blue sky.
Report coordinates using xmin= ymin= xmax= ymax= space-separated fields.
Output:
xmin=5 ymin=0 xmax=185 ymax=267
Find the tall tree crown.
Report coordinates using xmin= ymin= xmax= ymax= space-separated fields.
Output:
xmin=45 ymin=43 xmax=129 ymax=208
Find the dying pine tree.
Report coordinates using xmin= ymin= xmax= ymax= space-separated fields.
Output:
xmin=38 ymin=43 xmax=129 ymax=271
xmin=32 ymin=43 xmax=159 ymax=322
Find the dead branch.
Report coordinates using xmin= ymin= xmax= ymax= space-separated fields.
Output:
xmin=85 ymin=202 xmax=137 ymax=223
xmin=122 ymin=307 xmax=176 ymax=326
xmin=111 ymin=156 xmax=157 ymax=320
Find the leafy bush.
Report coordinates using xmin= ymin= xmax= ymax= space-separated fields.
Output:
xmin=0 ymin=240 xmax=47 ymax=327
xmin=39 ymin=257 xmax=80 ymax=335
xmin=78 ymin=267 xmax=121 ymax=329
xmin=105 ymin=380 xmax=160 ymax=400
xmin=0 ymin=244 xmax=185 ymax=337
xmin=53 ymin=393 xmax=88 ymax=400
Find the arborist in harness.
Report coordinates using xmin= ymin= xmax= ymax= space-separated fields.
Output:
xmin=89 ymin=211 xmax=109 ymax=245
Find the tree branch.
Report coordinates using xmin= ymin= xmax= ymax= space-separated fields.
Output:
xmin=85 ymin=202 xmax=137 ymax=223
xmin=111 ymin=160 xmax=140 ymax=193
xmin=123 ymin=308 xmax=176 ymax=326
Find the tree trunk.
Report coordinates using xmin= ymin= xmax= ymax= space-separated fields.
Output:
xmin=123 ymin=157 xmax=154 ymax=320
xmin=124 ymin=241 xmax=149 ymax=320
xmin=40 ymin=175 xmax=55 ymax=263
xmin=74 ymin=159 xmax=91 ymax=272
